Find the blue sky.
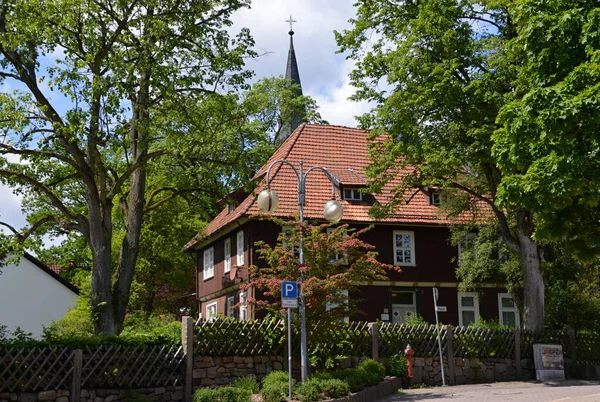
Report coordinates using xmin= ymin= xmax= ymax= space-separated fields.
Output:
xmin=0 ymin=0 xmax=369 ymax=243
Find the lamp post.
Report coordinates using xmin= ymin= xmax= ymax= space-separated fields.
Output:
xmin=257 ymin=160 xmax=343 ymax=382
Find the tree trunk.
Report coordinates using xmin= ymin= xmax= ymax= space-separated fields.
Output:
xmin=516 ymin=209 xmax=544 ymax=331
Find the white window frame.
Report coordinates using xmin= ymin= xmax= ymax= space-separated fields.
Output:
xmin=226 ymin=295 xmax=235 ymax=318
xmin=236 ymin=231 xmax=244 ymax=266
xmin=327 ymin=227 xmax=348 ymax=264
xmin=203 ymin=247 xmax=214 ymax=280
xmin=498 ymin=293 xmax=520 ymax=328
xmin=239 ymin=291 xmax=248 ymax=321
xmin=224 ymin=238 xmax=231 ymax=273
xmin=205 ymin=301 xmax=218 ymax=321
xmin=342 ymin=188 xmax=362 ymax=201
xmin=457 ymin=292 xmax=480 ymax=327
xmin=326 ymin=289 xmax=349 ymax=322
xmin=393 ymin=230 xmax=416 ymax=266
xmin=457 ymin=233 xmax=476 ymax=265
xmin=430 ymin=191 xmax=441 ymax=206
xmin=282 ymin=226 xmax=300 ymax=258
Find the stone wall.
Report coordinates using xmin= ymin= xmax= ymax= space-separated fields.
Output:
xmin=0 ymin=386 xmax=184 ymax=402
xmin=192 ymin=355 xmax=284 ymax=388
xmin=410 ymin=356 xmax=537 ymax=386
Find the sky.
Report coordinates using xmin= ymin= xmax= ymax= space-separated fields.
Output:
xmin=0 ymin=0 xmax=369 ymax=244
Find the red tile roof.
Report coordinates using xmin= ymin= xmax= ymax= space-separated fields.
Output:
xmin=185 ymin=124 xmax=468 ymax=250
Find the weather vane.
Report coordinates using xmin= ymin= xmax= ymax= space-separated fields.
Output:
xmin=285 ymin=15 xmax=297 ymax=32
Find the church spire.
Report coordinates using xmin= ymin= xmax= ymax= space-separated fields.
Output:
xmin=282 ymin=15 xmax=303 ymax=139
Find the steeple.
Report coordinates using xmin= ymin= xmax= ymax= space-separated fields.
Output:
xmin=281 ymin=16 xmax=304 ymax=140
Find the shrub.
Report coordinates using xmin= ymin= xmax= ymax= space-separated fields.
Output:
xmin=261 ymin=370 xmax=290 ymax=388
xmin=319 ymin=379 xmax=350 ymax=399
xmin=331 ymin=368 xmax=364 ymax=392
xmin=232 ymin=376 xmax=259 ymax=394
xmin=387 ymin=354 xmax=408 ymax=377
xmin=194 ymin=387 xmax=251 ymax=402
xmin=260 ymin=383 xmax=288 ymax=402
xmin=294 ymin=379 xmax=321 ymax=402
xmin=357 ymin=359 xmax=386 ymax=386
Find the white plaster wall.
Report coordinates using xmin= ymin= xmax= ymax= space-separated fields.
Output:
xmin=0 ymin=256 xmax=77 ymax=338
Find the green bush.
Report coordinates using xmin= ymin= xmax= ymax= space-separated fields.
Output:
xmin=261 ymin=370 xmax=290 ymax=388
xmin=194 ymin=387 xmax=251 ymax=402
xmin=357 ymin=359 xmax=386 ymax=386
xmin=294 ymin=379 xmax=321 ymax=402
xmin=319 ymin=379 xmax=350 ymax=399
xmin=260 ymin=383 xmax=288 ymax=402
xmin=231 ymin=376 xmax=259 ymax=394
xmin=331 ymin=368 xmax=364 ymax=393
xmin=387 ymin=354 xmax=408 ymax=377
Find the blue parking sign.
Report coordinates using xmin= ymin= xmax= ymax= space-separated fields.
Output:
xmin=282 ymin=281 xmax=298 ymax=308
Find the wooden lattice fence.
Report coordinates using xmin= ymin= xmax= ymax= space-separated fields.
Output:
xmin=0 ymin=346 xmax=74 ymax=392
xmin=576 ymin=332 xmax=600 ymax=365
xmin=453 ymin=327 xmax=515 ymax=359
xmin=379 ymin=323 xmax=444 ymax=357
xmin=521 ymin=329 xmax=570 ymax=359
xmin=195 ymin=319 xmax=285 ymax=356
xmin=81 ymin=344 xmax=185 ymax=388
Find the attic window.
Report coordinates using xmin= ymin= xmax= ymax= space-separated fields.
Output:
xmin=430 ymin=191 xmax=441 ymax=206
xmin=228 ymin=203 xmax=237 ymax=214
xmin=343 ymin=188 xmax=362 ymax=201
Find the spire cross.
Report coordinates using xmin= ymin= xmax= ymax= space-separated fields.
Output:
xmin=285 ymin=15 xmax=297 ymax=32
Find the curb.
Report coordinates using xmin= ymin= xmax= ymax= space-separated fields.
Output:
xmin=326 ymin=377 xmax=402 ymax=402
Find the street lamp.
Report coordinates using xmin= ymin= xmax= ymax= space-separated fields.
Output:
xmin=257 ymin=160 xmax=342 ymax=382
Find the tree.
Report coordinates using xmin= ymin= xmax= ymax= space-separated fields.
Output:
xmin=246 ymin=221 xmax=397 ymax=322
xmin=0 ymin=0 xmax=255 ymax=334
xmin=494 ymin=0 xmax=600 ymax=259
xmin=335 ymin=0 xmax=564 ymax=330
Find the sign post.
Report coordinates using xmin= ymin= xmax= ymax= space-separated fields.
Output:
xmin=282 ymin=281 xmax=298 ymax=400
xmin=432 ymin=288 xmax=446 ymax=386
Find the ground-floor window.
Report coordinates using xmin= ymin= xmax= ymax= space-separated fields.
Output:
xmin=226 ymin=295 xmax=235 ymax=318
xmin=498 ymin=293 xmax=520 ymax=328
xmin=239 ymin=291 xmax=248 ymax=321
xmin=205 ymin=301 xmax=218 ymax=321
xmin=457 ymin=292 xmax=480 ymax=326
xmin=390 ymin=291 xmax=417 ymax=323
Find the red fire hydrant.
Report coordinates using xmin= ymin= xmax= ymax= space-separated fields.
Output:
xmin=405 ymin=344 xmax=414 ymax=387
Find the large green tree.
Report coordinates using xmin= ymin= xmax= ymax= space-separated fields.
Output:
xmin=0 ymin=0 xmax=256 ymax=334
xmin=335 ymin=0 xmax=594 ymax=330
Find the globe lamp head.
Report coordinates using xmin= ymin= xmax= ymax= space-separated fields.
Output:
xmin=257 ymin=189 xmax=279 ymax=213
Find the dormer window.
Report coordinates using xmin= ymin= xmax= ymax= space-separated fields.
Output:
xmin=343 ymin=188 xmax=362 ymax=201
xmin=228 ymin=203 xmax=237 ymax=214
xmin=430 ymin=191 xmax=441 ymax=206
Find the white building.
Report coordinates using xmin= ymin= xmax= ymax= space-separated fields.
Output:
xmin=0 ymin=253 xmax=78 ymax=338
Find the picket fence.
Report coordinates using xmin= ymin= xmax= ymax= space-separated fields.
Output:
xmin=1 ymin=318 xmax=599 ymax=401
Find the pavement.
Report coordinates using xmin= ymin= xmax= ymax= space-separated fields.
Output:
xmin=377 ymin=380 xmax=600 ymax=402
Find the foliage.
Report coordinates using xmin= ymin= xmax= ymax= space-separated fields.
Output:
xmin=387 ymin=353 xmax=408 ymax=377
xmin=260 ymin=371 xmax=290 ymax=402
xmin=231 ymin=377 xmax=259 ymax=394
xmin=248 ymin=221 xmax=396 ymax=322
xmin=356 ymin=359 xmax=386 ymax=387
xmin=334 ymin=0 xmax=600 ymax=330
xmin=294 ymin=379 xmax=321 ymax=402
xmin=194 ymin=387 xmax=251 ymax=402
xmin=0 ymin=0 xmax=258 ymax=335
xmin=401 ymin=314 xmax=429 ymax=327
xmin=468 ymin=319 xmax=506 ymax=330
xmin=331 ymin=369 xmax=365 ymax=393
xmin=293 ymin=376 xmax=350 ymax=402
xmin=316 ymin=379 xmax=350 ymax=399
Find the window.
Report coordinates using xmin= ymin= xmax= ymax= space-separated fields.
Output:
xmin=205 ymin=302 xmax=217 ymax=321
xmin=430 ymin=191 xmax=441 ymax=206
xmin=342 ymin=188 xmax=362 ymax=201
xmin=393 ymin=231 xmax=416 ymax=266
xmin=236 ymin=231 xmax=244 ymax=266
xmin=239 ymin=291 xmax=248 ymax=321
xmin=498 ymin=293 xmax=520 ymax=328
xmin=457 ymin=233 xmax=476 ymax=264
xmin=327 ymin=227 xmax=347 ymax=264
xmin=390 ymin=291 xmax=417 ymax=323
xmin=282 ymin=226 xmax=300 ymax=258
xmin=226 ymin=296 xmax=235 ymax=318
xmin=326 ymin=289 xmax=349 ymax=322
xmin=458 ymin=292 xmax=480 ymax=326
xmin=224 ymin=238 xmax=231 ymax=273
xmin=203 ymin=247 xmax=214 ymax=280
